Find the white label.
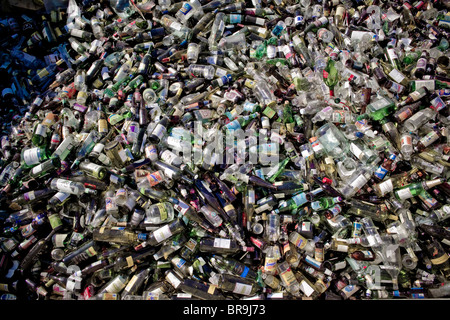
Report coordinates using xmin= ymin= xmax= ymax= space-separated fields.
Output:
xmin=171 ymin=22 xmax=182 ymax=31
xmin=53 ymin=233 xmax=68 ymax=247
xmin=84 ymin=162 xmax=101 ymax=172
xmin=378 ymin=179 xmax=394 ymax=195
xmin=388 ymin=69 xmax=405 ymax=83
xmin=366 ymin=235 xmax=378 ymax=247
xmin=153 ymin=224 xmax=173 ymax=243
xmin=336 ymin=244 xmax=349 ymax=252
xmin=92 ymin=143 xmax=105 ymax=154
xmin=350 ymin=174 xmax=368 ymax=189
xmin=160 ymin=150 xmax=177 ymax=164
xmin=31 ymin=163 xmax=44 ymax=175
xmin=255 ymin=203 xmax=271 ymax=214
xmin=27 ymin=191 xmax=36 ymax=201
xmin=396 ymin=188 xmax=413 ymax=200
xmin=55 ymin=191 xmax=70 ymax=202
xmin=35 ymin=124 xmax=47 ymax=137
xmin=55 ymin=179 xmax=73 ymax=193
xmin=23 ymin=148 xmax=41 ymax=166
xmin=214 ymin=238 xmax=231 ymax=249
xmin=152 ymin=124 xmax=167 ymax=139
xmin=299 ymin=280 xmax=315 ymax=297
xmin=166 ymin=272 xmax=181 ymax=288
xmin=71 ymin=29 xmax=85 ymax=38
xmin=350 ymin=143 xmax=364 ymax=160
xmin=233 ymin=283 xmax=252 ymax=295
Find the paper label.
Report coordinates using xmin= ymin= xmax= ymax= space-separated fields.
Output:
xmin=23 ymin=148 xmax=41 ymax=166
xmin=233 ymin=283 xmax=252 ymax=296
xmin=55 ymin=179 xmax=73 ymax=193
xmin=378 ymin=179 xmax=394 ymax=195
xmin=396 ymin=188 xmax=413 ymax=200
xmin=350 ymin=174 xmax=368 ymax=189
xmin=153 ymin=224 xmax=172 ymax=243
xmin=214 ymin=238 xmax=231 ymax=249
xmin=388 ymin=69 xmax=405 ymax=83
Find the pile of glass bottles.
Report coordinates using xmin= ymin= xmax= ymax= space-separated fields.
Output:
xmin=0 ymin=0 xmax=450 ymax=300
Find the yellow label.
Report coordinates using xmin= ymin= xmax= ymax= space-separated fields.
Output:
xmin=431 ymin=254 xmax=449 ymax=265
xmin=207 ymin=285 xmax=217 ymax=294
xmin=280 ymin=269 xmax=297 ymax=286
xmin=126 ymin=256 xmax=134 ymax=268
xmin=99 ymin=226 xmax=105 ymax=234
xmin=102 ymin=293 xmax=118 ymax=300
xmin=158 ymin=203 xmax=168 ymax=221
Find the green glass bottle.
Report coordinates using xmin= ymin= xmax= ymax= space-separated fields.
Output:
xmin=20 ymin=146 xmax=51 ymax=168
xmin=366 ymin=95 xmax=396 ymax=121
xmin=394 ymin=178 xmax=445 ymax=201
xmin=323 ymin=59 xmax=339 ymax=97
xmin=211 ymin=255 xmax=258 ymax=280
xmin=311 ymin=196 xmax=344 ymax=211
xmin=266 ymin=157 xmax=290 ymax=183
xmin=272 ymin=192 xmax=308 ymax=214
xmin=282 ymin=101 xmax=295 ymax=133
xmin=29 ymin=156 xmax=61 ymax=178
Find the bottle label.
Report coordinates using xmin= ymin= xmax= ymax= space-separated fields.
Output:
xmin=396 ymin=187 xmax=413 ymax=200
xmin=416 ymin=57 xmax=427 ymax=69
xmin=430 ymin=254 xmax=449 ymax=265
xmin=290 ymin=232 xmax=307 ymax=249
xmin=388 ymin=69 xmax=405 ymax=83
xmin=160 ymin=150 xmax=178 ymax=164
xmin=280 ymin=268 xmax=297 ymax=287
xmin=83 ymin=162 xmax=102 ymax=173
xmin=23 ymin=148 xmax=41 ymax=166
xmin=401 ymin=134 xmax=412 ymax=146
xmin=229 ymin=14 xmax=242 ymax=24
xmin=350 ymin=174 xmax=369 ymax=189
xmin=396 ymin=108 xmax=413 ymax=122
xmin=214 ymin=238 xmax=231 ymax=249
xmin=48 ymin=213 xmax=63 ymax=229
xmin=419 ymin=131 xmax=439 ymax=147
xmin=55 ymin=179 xmax=73 ymax=193
xmin=350 ymin=143 xmax=364 ymax=160
xmin=173 ymin=203 xmax=188 ymax=215
xmin=233 ymin=283 xmax=252 ymax=296
xmin=157 ymin=203 xmax=168 ymax=221
xmin=153 ymin=224 xmax=173 ymax=243
xmin=152 ymin=124 xmax=167 ymax=139
xmin=176 ymin=258 xmax=186 ymax=269
xmin=430 ymin=96 xmax=445 ymax=111
xmin=35 ymin=124 xmax=47 ymax=137
xmin=410 ymin=90 xmax=424 ymax=101
xmin=146 ymin=171 xmax=164 ymax=186
xmin=264 ymin=257 xmax=277 ymax=273
xmin=387 ymin=48 xmax=398 ymax=60
xmin=145 ymin=145 xmax=158 ymax=159
xmin=388 ymin=81 xmax=404 ymax=93
xmin=374 ymin=165 xmax=389 ymax=180
xmin=179 ymin=3 xmax=193 ymax=15
xmin=378 ymin=179 xmax=394 ymax=196
xmin=292 ymin=193 xmax=308 ymax=207
xmin=370 ymin=97 xmax=390 ymax=111
xmin=53 ymin=233 xmax=68 ymax=247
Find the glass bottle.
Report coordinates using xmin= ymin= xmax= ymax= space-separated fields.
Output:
xmin=135 ymin=219 xmax=185 ymax=249
xmin=79 ymin=159 xmax=108 ymax=180
xmin=144 ymin=202 xmax=175 ymax=225
xmin=394 ymin=178 xmax=445 ymax=201
xmin=92 ymin=227 xmax=147 ymax=245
